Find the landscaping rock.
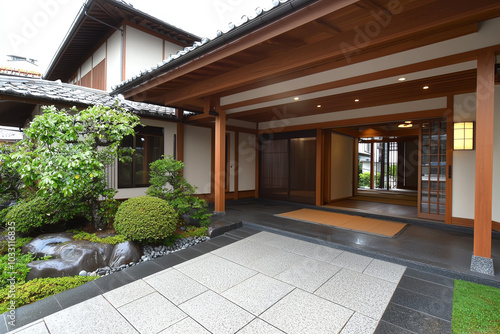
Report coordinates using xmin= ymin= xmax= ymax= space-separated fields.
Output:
xmin=108 ymin=241 xmax=142 ymax=268
xmin=26 ymin=240 xmax=113 ymax=280
xmin=22 ymin=232 xmax=75 ymax=258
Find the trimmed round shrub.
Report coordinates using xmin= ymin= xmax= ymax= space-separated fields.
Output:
xmin=114 ymin=196 xmax=177 ymax=243
xmin=4 ymin=197 xmax=65 ymax=234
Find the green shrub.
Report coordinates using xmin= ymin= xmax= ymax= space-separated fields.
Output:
xmin=147 ymin=156 xmax=211 ymax=227
xmin=4 ymin=197 xmax=67 ymax=234
xmin=0 ymin=236 xmax=32 ymax=256
xmin=0 ymin=250 xmax=35 ymax=288
xmin=0 ymin=276 xmax=99 ymax=313
xmin=69 ymin=230 xmax=127 ymax=245
xmin=114 ymin=196 xmax=177 ymax=243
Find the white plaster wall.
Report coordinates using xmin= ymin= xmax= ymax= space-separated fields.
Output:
xmin=226 ymin=119 xmax=257 ymax=129
xmin=259 ymin=97 xmax=447 ymax=130
xmin=164 ymin=40 xmax=181 ymax=59
xmin=227 ymin=131 xmax=235 ymax=192
xmin=183 ymin=125 xmax=212 ymax=194
xmin=452 ymin=93 xmax=477 ymax=220
xmin=238 ymin=133 xmax=257 ymax=191
xmin=93 ymin=43 xmax=106 ymax=65
xmin=114 ymin=118 xmax=177 ymax=199
xmin=107 ymin=30 xmax=122 ymax=91
xmin=125 ymin=26 xmax=163 ymax=81
xmin=331 ymin=132 xmax=353 ymax=200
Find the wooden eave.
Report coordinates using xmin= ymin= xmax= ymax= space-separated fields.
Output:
xmin=45 ymin=0 xmax=200 ymax=82
xmin=122 ymin=0 xmax=500 ymax=123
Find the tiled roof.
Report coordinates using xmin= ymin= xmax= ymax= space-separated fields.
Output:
xmin=112 ymin=0 xmax=298 ymax=92
xmin=0 ymin=75 xmax=178 ymax=119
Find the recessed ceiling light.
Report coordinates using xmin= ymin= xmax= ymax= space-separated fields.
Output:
xmin=398 ymin=77 xmax=406 ymax=81
xmin=423 ymin=86 xmax=429 ymax=89
xmin=317 ymin=104 xmax=322 ymax=108
xmin=354 ymin=99 xmax=360 ymax=102
xmin=405 ymin=120 xmax=412 ymax=124
xmin=398 ymin=123 xmax=413 ymax=128
xmin=293 ymin=97 xmax=300 ymax=101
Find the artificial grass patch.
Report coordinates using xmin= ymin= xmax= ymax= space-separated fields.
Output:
xmin=452 ymin=280 xmax=500 ymax=334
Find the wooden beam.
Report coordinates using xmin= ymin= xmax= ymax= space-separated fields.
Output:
xmin=316 ymin=128 xmax=323 ymax=206
xmin=160 ymin=0 xmax=498 ymax=105
xmin=473 ymin=50 xmax=495 ymax=259
xmin=214 ymin=103 xmax=226 ymax=212
xmin=123 ymin=0 xmax=359 ymax=99
xmin=312 ymin=19 xmax=342 ymax=35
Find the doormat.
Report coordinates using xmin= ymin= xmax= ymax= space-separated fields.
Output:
xmin=276 ymin=208 xmax=407 ymax=238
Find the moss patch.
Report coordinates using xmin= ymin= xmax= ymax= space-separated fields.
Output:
xmin=452 ymin=280 xmax=500 ymax=334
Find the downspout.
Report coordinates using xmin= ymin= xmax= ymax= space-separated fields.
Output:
xmin=83 ymin=11 xmax=124 ymax=82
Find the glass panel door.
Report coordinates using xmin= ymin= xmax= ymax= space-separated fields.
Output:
xmin=419 ymin=120 xmax=447 ymax=220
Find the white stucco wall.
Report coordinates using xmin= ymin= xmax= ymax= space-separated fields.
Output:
xmin=331 ymin=132 xmax=353 ymax=201
xmin=183 ymin=125 xmax=212 ymax=194
xmin=93 ymin=43 xmax=106 ymax=65
xmin=125 ymin=26 xmax=163 ymax=81
xmin=106 ymin=30 xmax=122 ymax=91
xmin=238 ymin=132 xmax=257 ymax=191
xmin=452 ymin=88 xmax=500 ymax=222
xmin=227 ymin=131 xmax=235 ymax=192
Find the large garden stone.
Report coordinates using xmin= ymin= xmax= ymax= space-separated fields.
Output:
xmin=21 ymin=232 xmax=75 ymax=258
xmin=26 ymin=240 xmax=113 ymax=280
xmin=108 ymin=241 xmax=142 ymax=268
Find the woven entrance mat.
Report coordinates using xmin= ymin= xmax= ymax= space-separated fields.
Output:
xmin=277 ymin=208 xmax=407 ymax=237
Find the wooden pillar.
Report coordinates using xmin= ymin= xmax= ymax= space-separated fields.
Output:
xmin=370 ymin=142 xmax=375 ymax=189
xmin=316 ymin=128 xmax=323 ymax=206
xmin=323 ymin=130 xmax=332 ymax=204
xmin=175 ymin=109 xmax=184 ymax=162
xmin=473 ymin=50 xmax=495 ymax=260
xmin=445 ymin=96 xmax=454 ymax=225
xmin=214 ymin=104 xmax=226 ymax=213
xmin=234 ymin=132 xmax=239 ymax=200
xmin=353 ymin=136 xmax=358 ymax=197
xmin=255 ymin=134 xmax=259 ymax=198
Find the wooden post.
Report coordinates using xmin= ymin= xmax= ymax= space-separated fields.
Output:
xmin=316 ymin=128 xmax=323 ymax=206
xmin=473 ymin=50 xmax=495 ymax=260
xmin=445 ymin=96 xmax=454 ymax=225
xmin=214 ymin=103 xmax=226 ymax=213
xmin=176 ymin=109 xmax=184 ymax=162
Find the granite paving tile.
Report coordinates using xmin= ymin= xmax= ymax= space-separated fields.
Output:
xmin=8 ymin=320 xmax=48 ymax=334
xmin=339 ymin=312 xmax=378 ymax=334
xmin=282 ymin=239 xmax=344 ymax=263
xmin=103 ymin=279 xmax=156 ymax=308
xmin=275 ymin=257 xmax=341 ymax=292
xmin=175 ymin=253 xmax=257 ymax=293
xmin=54 ymin=280 xmax=104 ymax=309
xmin=6 ymin=295 xmax=62 ymax=330
xmin=121 ymin=261 xmax=163 ymax=280
xmin=117 ymin=292 xmax=187 ymax=334
xmin=244 ymin=247 xmax=307 ymax=276
xmin=144 ymin=268 xmax=208 ymax=305
xmin=380 ymin=303 xmax=451 ymax=334
xmin=398 ymin=275 xmax=454 ymax=300
xmin=245 ymin=231 xmax=294 ymax=249
xmin=260 ymin=289 xmax=353 ymax=334
xmin=363 ymin=259 xmax=406 ymax=283
xmin=374 ymin=320 xmax=416 ymax=334
xmin=207 ymin=235 xmax=240 ymax=248
xmin=390 ymin=288 xmax=453 ymax=321
xmin=315 ymin=268 xmax=397 ymax=320
xmin=222 ymin=273 xmax=294 ymax=315
xmin=158 ymin=317 xmax=210 ymax=334
xmin=44 ymin=296 xmax=138 ymax=334
xmin=236 ymin=318 xmax=285 ymax=334
xmin=330 ymin=251 xmax=374 ymax=272
xmin=211 ymin=239 xmax=277 ymax=266
xmin=403 ymin=268 xmax=454 ymax=288
xmin=179 ymin=290 xmax=254 ymax=334
xmin=0 ymin=314 xmax=6 ymax=334
xmin=93 ymin=269 xmax=135 ymax=293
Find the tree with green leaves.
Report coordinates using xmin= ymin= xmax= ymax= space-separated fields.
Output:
xmin=5 ymin=105 xmax=140 ymax=230
xmin=147 ymin=156 xmax=211 ymax=227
